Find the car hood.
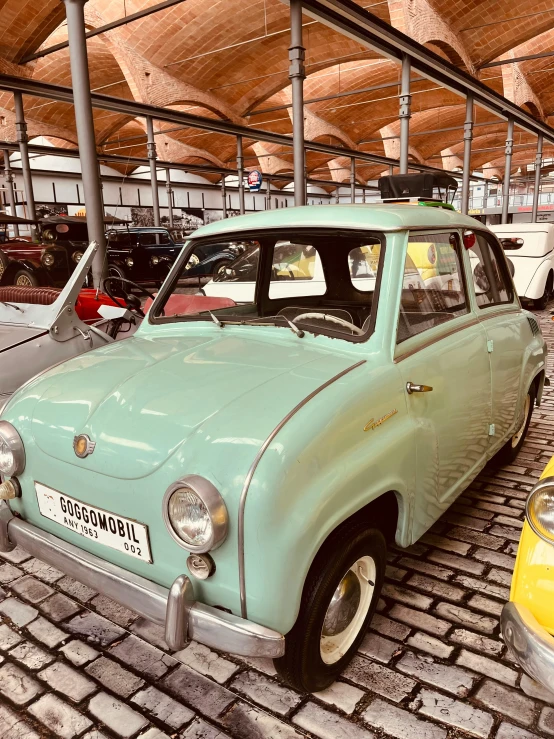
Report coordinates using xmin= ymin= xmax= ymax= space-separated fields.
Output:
xmin=14 ymin=330 xmax=356 ymax=480
xmin=0 ymin=324 xmax=46 ymax=352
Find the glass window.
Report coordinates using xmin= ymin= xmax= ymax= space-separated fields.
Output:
xmin=349 ymin=243 xmax=381 ymax=292
xmin=268 ymin=241 xmax=325 ymax=298
xmin=139 ymin=232 xmax=170 ymax=246
xmin=397 ymin=232 xmax=468 ymax=344
xmin=467 ymin=232 xmax=514 ymax=308
xmin=153 ymin=230 xmax=385 ymax=343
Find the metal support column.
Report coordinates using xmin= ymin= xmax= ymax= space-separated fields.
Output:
xmin=236 ymin=135 xmax=245 ymax=214
xmin=532 ymin=134 xmax=543 ymax=223
xmin=13 ymin=92 xmax=36 ymax=238
xmin=502 ymin=118 xmax=514 ymax=224
xmin=63 ymin=0 xmax=106 ymax=285
xmin=461 ymin=95 xmax=473 ymax=215
xmin=335 ymin=187 xmax=340 ymax=204
xmin=399 ymin=55 xmax=412 ymax=175
xmin=146 ymin=116 xmax=161 ymax=227
xmin=289 ymin=0 xmax=306 ymax=206
xmin=3 ymin=149 xmax=19 ymax=236
xmin=350 ymin=158 xmax=356 ymax=203
xmin=166 ymin=168 xmax=174 ymax=227
xmin=221 ymin=176 xmax=227 ymax=218
xmin=266 ymin=177 xmax=272 ymax=210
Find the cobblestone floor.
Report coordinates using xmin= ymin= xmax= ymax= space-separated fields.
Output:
xmin=1 ymin=310 xmax=554 ymax=739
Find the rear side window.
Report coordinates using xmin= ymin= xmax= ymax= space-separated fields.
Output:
xmin=467 ymin=232 xmax=514 ymax=308
xmin=349 ymin=242 xmax=382 ymax=292
xmin=397 ymin=232 xmax=469 ymax=344
xmin=269 ymin=241 xmax=326 ymax=298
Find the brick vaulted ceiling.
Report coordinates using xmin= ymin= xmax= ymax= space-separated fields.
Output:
xmin=1 ymin=0 xmax=554 ymax=187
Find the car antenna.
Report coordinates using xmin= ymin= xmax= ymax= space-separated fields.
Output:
xmin=283 ymin=315 xmax=304 ymax=338
xmin=208 ymin=311 xmax=223 ymax=328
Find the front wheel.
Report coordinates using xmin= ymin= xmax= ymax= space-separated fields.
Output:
xmin=495 ymin=386 xmax=535 ymax=466
xmin=273 ymin=522 xmax=386 ymax=693
xmin=14 ymin=269 xmax=39 ymax=287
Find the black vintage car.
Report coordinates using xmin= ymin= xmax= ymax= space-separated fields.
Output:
xmin=106 ymin=229 xmax=247 ymax=285
xmin=0 ymin=214 xmax=128 ymax=287
xmin=106 ymin=228 xmax=182 ymax=285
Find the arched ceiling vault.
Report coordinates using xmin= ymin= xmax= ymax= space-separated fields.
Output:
xmin=1 ymin=0 xmax=554 ymax=183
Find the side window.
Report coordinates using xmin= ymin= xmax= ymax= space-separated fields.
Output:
xmin=397 ymin=232 xmax=469 ymax=344
xmin=138 ymin=233 xmax=157 ymax=246
xmin=467 ymin=232 xmax=514 ymax=308
xmin=349 ymin=242 xmax=381 ymax=293
xmin=269 ymin=241 xmax=326 ymax=298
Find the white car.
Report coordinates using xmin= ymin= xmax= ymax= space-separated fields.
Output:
xmin=490 ymin=223 xmax=554 ymax=309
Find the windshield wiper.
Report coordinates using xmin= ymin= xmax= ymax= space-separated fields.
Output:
xmin=208 ymin=311 xmax=224 ymax=328
xmin=283 ymin=316 xmax=304 ymax=338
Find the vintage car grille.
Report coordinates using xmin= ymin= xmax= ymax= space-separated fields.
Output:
xmin=527 ymin=315 xmax=540 ymax=336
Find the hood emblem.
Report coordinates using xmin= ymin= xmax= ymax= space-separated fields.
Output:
xmin=74 ymin=434 xmax=96 ymax=458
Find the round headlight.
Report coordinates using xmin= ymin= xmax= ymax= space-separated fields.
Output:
xmin=527 ymin=478 xmax=554 ymax=543
xmin=163 ymin=475 xmax=227 ymax=553
xmin=151 ymin=256 xmax=160 ymax=266
xmin=72 ymin=251 xmax=83 ymax=264
xmin=42 ymin=252 xmax=55 ymax=267
xmin=0 ymin=421 xmax=25 ymax=477
xmin=126 ymin=257 xmax=134 ymax=268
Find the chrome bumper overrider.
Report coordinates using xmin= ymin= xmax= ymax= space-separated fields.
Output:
xmin=0 ymin=507 xmax=284 ymax=657
xmin=501 ymin=602 xmax=554 ymax=689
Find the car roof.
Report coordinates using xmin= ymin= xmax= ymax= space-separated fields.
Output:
xmin=190 ymin=204 xmax=484 ymax=240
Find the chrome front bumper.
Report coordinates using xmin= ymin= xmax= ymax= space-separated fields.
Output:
xmin=0 ymin=507 xmax=284 ymax=658
xmin=501 ymin=602 xmax=554 ymax=689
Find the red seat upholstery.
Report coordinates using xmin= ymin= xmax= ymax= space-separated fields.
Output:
xmin=143 ymin=294 xmax=236 ymax=315
xmin=0 ymin=286 xmax=61 ymax=305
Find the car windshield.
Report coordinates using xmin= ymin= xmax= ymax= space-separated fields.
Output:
xmin=152 ymin=229 xmax=385 ymax=342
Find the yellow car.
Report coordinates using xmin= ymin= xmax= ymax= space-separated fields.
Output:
xmin=501 ymin=458 xmax=554 ymax=689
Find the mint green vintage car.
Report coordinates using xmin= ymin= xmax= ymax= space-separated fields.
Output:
xmin=0 ymin=202 xmax=547 ymax=692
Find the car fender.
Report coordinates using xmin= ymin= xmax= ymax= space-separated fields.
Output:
xmin=520 ymin=258 xmax=553 ymax=300
xmin=0 ymin=259 xmax=46 ymax=286
xmin=241 ymin=368 xmax=414 ymax=634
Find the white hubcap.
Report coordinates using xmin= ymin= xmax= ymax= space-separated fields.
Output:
xmin=512 ymin=394 xmax=530 ymax=448
xmin=320 ymin=555 xmax=376 ymax=665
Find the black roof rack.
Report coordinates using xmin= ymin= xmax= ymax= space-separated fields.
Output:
xmin=378 ymin=173 xmax=458 ymax=204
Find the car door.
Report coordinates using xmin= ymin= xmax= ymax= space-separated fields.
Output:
xmin=394 ymin=231 xmax=492 ymax=539
xmin=467 ymin=230 xmax=527 ymax=444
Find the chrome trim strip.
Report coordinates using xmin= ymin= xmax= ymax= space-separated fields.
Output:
xmin=1 ymin=513 xmax=284 ymax=657
xmin=501 ymin=602 xmax=554 ymax=690
xmin=525 ymin=476 xmax=554 ymax=547
xmin=237 ymin=359 xmax=366 ymax=618
xmin=394 ymin=317 xmax=480 ymax=363
xmin=477 ymin=307 xmax=521 ymax=323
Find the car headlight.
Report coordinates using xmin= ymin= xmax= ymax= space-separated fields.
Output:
xmin=0 ymin=421 xmax=25 ymax=477
xmin=185 ymin=253 xmax=200 ymax=271
xmin=72 ymin=251 xmax=83 ymax=264
xmin=125 ymin=257 xmax=134 ymax=268
xmin=163 ymin=475 xmax=228 ymax=553
xmin=151 ymin=256 xmax=160 ymax=266
xmin=42 ymin=252 xmax=55 ymax=267
xmin=527 ymin=477 xmax=554 ymax=544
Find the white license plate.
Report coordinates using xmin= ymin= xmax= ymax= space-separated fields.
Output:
xmin=35 ymin=482 xmax=152 ymax=563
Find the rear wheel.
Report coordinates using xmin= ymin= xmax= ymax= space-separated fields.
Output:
xmin=273 ymin=521 xmax=386 ymax=693
xmin=535 ymin=272 xmax=553 ymax=310
xmin=212 ymin=259 xmax=232 ymax=277
xmin=14 ymin=269 xmax=39 ymax=287
xmin=495 ymin=385 xmax=535 ymax=465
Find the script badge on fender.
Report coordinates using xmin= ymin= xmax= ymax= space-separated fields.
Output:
xmin=364 ymin=409 xmax=398 ymax=432
xmin=73 ymin=434 xmax=96 ymax=458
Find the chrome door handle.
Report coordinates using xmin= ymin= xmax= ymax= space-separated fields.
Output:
xmin=406 ymin=382 xmax=433 ymax=394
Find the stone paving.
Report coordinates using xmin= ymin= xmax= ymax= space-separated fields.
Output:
xmin=1 ymin=309 xmax=554 ymax=739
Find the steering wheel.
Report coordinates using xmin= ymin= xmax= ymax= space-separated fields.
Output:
xmin=103 ymin=277 xmax=156 ymax=318
xmin=291 ymin=312 xmax=364 ymax=336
